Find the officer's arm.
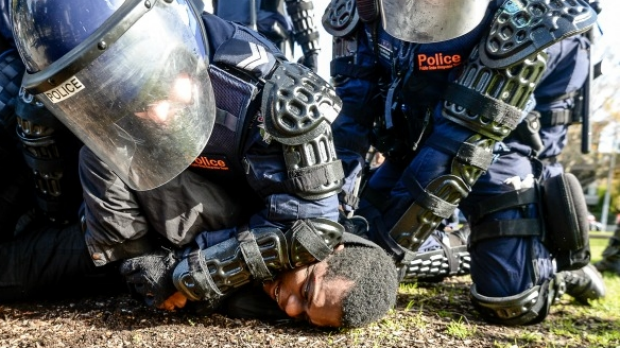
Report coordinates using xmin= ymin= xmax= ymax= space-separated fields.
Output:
xmin=171 ymin=60 xmax=346 ymax=305
xmin=284 ymin=0 xmax=320 ymax=71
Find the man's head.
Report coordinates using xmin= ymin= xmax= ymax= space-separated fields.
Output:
xmin=263 ymin=244 xmax=398 ymax=328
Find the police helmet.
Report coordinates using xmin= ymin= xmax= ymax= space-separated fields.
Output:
xmin=12 ymin=0 xmax=215 ymax=191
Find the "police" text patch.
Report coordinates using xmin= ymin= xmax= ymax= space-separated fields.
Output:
xmin=44 ymin=76 xmax=85 ymax=103
xmin=417 ymin=53 xmax=462 ymax=71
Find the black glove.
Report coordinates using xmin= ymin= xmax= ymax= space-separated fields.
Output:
xmin=120 ymin=248 xmax=179 ymax=308
xmin=339 ymin=212 xmax=370 ymax=239
xmin=297 ymin=52 xmax=319 ymax=72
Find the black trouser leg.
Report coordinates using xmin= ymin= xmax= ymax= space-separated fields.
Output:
xmin=0 ymin=131 xmax=32 ymax=242
xmin=0 ymin=222 xmax=125 ymax=302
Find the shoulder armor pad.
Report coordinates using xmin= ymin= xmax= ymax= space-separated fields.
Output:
xmin=480 ymin=0 xmax=597 ymax=69
xmin=213 ymin=38 xmax=278 ymax=78
xmin=322 ymin=0 xmax=360 ymax=37
xmin=262 ymin=62 xmax=342 ymax=145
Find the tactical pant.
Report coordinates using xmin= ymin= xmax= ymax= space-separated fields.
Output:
xmin=0 ymin=124 xmax=32 ymax=242
xmin=357 ymin=121 xmax=554 ymax=298
xmin=0 ymin=222 xmax=124 ymax=302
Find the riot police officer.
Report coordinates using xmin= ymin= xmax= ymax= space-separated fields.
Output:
xmin=527 ymin=13 xmax=606 ymax=303
xmin=8 ymin=0 xmax=398 ymax=328
xmin=0 ymin=0 xmax=126 ymax=301
xmin=324 ymin=0 xmax=601 ymax=325
xmin=0 ymin=4 xmax=29 ymax=238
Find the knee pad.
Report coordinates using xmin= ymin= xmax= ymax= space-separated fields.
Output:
xmin=468 ymin=173 xmax=590 ymax=272
xmin=542 ymin=173 xmax=590 ymax=271
xmin=470 ymin=276 xmax=560 ymax=326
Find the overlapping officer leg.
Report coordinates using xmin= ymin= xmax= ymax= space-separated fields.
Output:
xmin=556 ymin=263 xmax=605 ymax=305
xmin=468 ymin=206 xmax=558 ymax=326
xmin=467 ymin=173 xmax=605 ymax=325
xmin=594 ymin=227 xmax=620 ymax=275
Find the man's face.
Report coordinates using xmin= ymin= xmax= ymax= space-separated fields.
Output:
xmin=134 ymin=73 xmax=194 ymax=124
xmin=262 ymin=256 xmax=353 ymax=327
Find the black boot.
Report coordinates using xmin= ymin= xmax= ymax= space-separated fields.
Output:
xmin=557 ymin=263 xmax=606 ymax=305
xmin=594 ymin=227 xmax=620 ymax=275
xmin=399 ymin=227 xmax=471 ymax=282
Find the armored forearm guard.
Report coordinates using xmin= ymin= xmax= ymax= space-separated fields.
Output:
xmin=388 ymin=46 xmax=547 ymax=251
xmin=442 ymin=47 xmax=547 ymax=141
xmin=172 ymin=218 xmax=343 ymax=303
xmin=387 ymin=0 xmax=597 ymax=254
xmin=285 ymin=0 xmax=320 ymax=56
xmin=262 ymin=61 xmax=344 ymax=200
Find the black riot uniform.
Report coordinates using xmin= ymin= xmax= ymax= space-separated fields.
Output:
xmin=0 ymin=0 xmax=124 ymax=300
xmin=7 ymin=0 xmax=352 ymax=316
xmin=324 ymin=0 xmax=599 ymax=325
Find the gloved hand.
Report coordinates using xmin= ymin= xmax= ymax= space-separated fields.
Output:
xmin=339 ymin=212 xmax=370 ymax=239
xmin=120 ymin=248 xmax=179 ymax=309
xmin=297 ymin=52 xmax=319 ymax=72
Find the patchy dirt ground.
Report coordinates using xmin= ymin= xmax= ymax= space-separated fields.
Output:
xmin=0 ymin=276 xmax=613 ymax=348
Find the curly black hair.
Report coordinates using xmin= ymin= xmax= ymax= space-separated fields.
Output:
xmin=324 ymin=245 xmax=398 ymax=328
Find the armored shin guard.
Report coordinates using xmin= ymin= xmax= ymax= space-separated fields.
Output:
xmin=542 ymin=173 xmax=591 ymax=271
xmin=471 ymin=277 xmax=560 ymax=326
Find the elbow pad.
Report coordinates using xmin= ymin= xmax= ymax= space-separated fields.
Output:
xmin=262 ymin=61 xmax=345 ymax=200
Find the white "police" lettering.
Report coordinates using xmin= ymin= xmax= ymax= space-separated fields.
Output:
xmin=44 ymin=76 xmax=85 ymax=104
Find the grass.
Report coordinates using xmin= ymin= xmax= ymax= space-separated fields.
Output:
xmin=511 ymin=238 xmax=620 ymax=347
xmin=3 ymin=234 xmax=619 ymax=348
xmin=367 ymin=235 xmax=620 ymax=348
xmin=572 ymin=237 xmax=620 ymax=347
xmin=446 ymin=318 xmax=476 ymax=339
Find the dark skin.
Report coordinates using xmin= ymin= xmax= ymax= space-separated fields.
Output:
xmin=160 ymin=245 xmax=353 ymax=327
xmin=262 ymin=245 xmax=353 ymax=327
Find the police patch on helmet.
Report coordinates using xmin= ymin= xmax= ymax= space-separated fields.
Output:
xmin=44 ymin=76 xmax=85 ymax=104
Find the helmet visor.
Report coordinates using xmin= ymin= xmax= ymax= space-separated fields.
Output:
xmin=380 ymin=0 xmax=491 ymax=43
xmin=23 ymin=0 xmax=214 ymax=191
